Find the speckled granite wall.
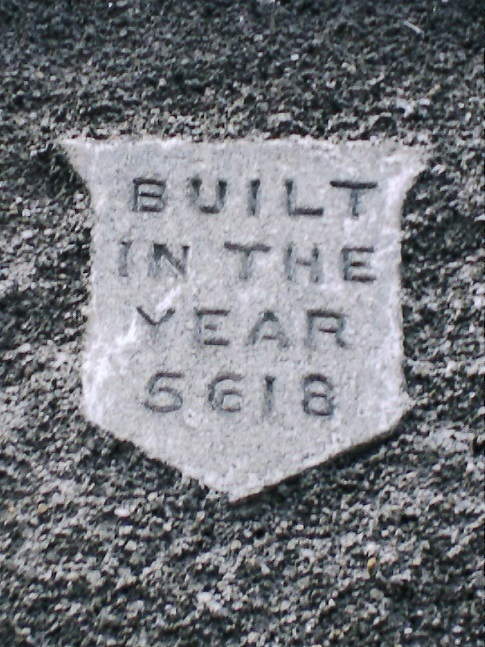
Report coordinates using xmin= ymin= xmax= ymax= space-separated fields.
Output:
xmin=0 ymin=1 xmax=482 ymax=645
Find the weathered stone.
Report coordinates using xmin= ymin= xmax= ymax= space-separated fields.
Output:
xmin=61 ymin=138 xmax=425 ymax=500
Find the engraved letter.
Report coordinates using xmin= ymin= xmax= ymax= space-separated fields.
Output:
xmin=285 ymin=179 xmax=323 ymax=217
xmin=145 ymin=372 xmax=184 ymax=413
xmin=191 ymin=178 xmax=227 ymax=214
xmin=208 ymin=374 xmax=243 ymax=413
xmin=285 ymin=244 xmax=322 ymax=284
xmin=195 ymin=309 xmax=230 ymax=346
xmin=306 ymin=310 xmax=348 ymax=349
xmin=134 ymin=178 xmax=166 ymax=212
xmin=137 ymin=307 xmax=175 ymax=328
xmin=262 ymin=375 xmax=276 ymax=417
xmin=224 ymin=242 xmax=271 ymax=280
xmin=118 ymin=240 xmax=132 ymax=277
xmin=330 ymin=180 xmax=377 ymax=218
xmin=247 ymin=311 xmax=290 ymax=349
xmin=249 ymin=180 xmax=261 ymax=216
xmin=150 ymin=244 xmax=189 ymax=278
xmin=342 ymin=246 xmax=376 ymax=282
xmin=302 ymin=375 xmax=334 ymax=416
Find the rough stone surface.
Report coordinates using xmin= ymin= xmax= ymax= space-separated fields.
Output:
xmin=63 ymin=138 xmax=423 ymax=499
xmin=0 ymin=1 xmax=483 ymax=646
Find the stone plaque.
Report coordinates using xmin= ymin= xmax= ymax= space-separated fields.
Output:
xmin=61 ymin=138 xmax=424 ymax=500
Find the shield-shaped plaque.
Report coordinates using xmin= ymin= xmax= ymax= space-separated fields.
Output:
xmin=62 ymin=139 xmax=424 ymax=500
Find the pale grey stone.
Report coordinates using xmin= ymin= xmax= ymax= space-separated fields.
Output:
xmin=61 ymin=138 xmax=425 ymax=500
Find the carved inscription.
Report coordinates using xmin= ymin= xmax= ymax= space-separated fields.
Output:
xmin=145 ymin=372 xmax=336 ymax=418
xmin=150 ymin=243 xmax=189 ymax=278
xmin=209 ymin=374 xmax=243 ymax=413
xmin=330 ymin=180 xmax=378 ymax=218
xmin=62 ymin=137 xmax=423 ymax=500
xmin=191 ymin=178 xmax=227 ymax=214
xmin=118 ymin=240 xmax=132 ymax=277
xmin=342 ymin=246 xmax=376 ymax=282
xmin=195 ymin=309 xmax=230 ymax=346
xmin=285 ymin=244 xmax=322 ymax=284
xmin=262 ymin=375 xmax=276 ymax=417
xmin=145 ymin=372 xmax=184 ymax=413
xmin=121 ymin=175 xmax=383 ymax=420
xmin=286 ymin=179 xmax=324 ymax=217
xmin=130 ymin=177 xmax=381 ymax=219
xmin=306 ymin=311 xmax=348 ymax=349
xmin=303 ymin=375 xmax=334 ymax=416
xmin=224 ymin=242 xmax=271 ymax=280
xmin=249 ymin=180 xmax=261 ymax=216
xmin=137 ymin=306 xmax=175 ymax=328
xmin=247 ymin=311 xmax=290 ymax=349
xmin=119 ymin=240 xmax=377 ymax=284
xmin=136 ymin=307 xmax=353 ymax=351
xmin=134 ymin=178 xmax=165 ymax=212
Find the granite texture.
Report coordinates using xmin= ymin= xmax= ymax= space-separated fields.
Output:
xmin=0 ymin=1 xmax=483 ymax=646
xmin=63 ymin=138 xmax=423 ymax=499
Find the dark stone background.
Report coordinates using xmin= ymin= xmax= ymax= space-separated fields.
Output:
xmin=0 ymin=1 xmax=483 ymax=645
